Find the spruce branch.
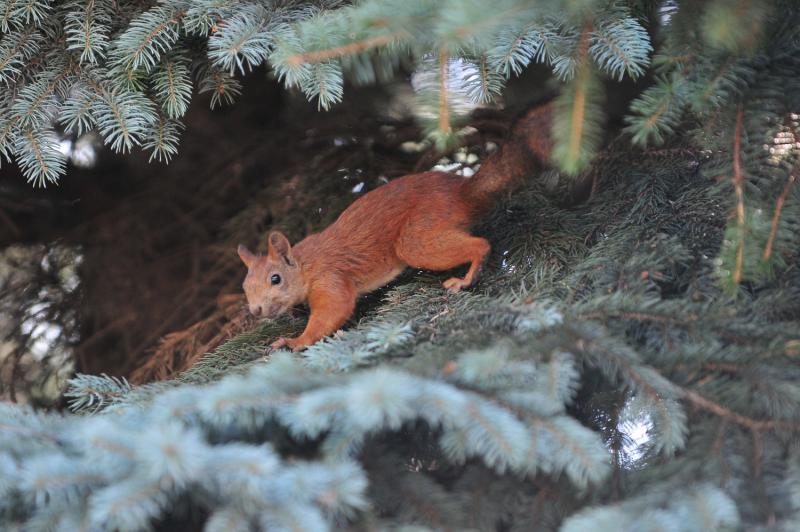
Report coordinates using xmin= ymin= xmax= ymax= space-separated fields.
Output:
xmin=0 ymin=419 xmax=58 ymax=444
xmin=461 ymin=53 xmax=503 ymax=104
xmin=142 ymin=114 xmax=183 ymax=163
xmin=63 ymin=0 xmax=112 ymax=65
xmin=91 ymin=86 xmax=158 ymax=153
xmin=552 ymin=26 xmax=604 ymax=175
xmin=207 ymin=7 xmax=273 ymax=75
xmin=299 ymin=60 xmax=344 ymax=111
xmin=0 ymin=0 xmax=21 ymax=32
xmin=431 ymin=0 xmax=544 ymax=48
xmin=13 ymin=126 xmax=66 ymax=186
xmin=702 ymin=0 xmax=772 ymax=52
xmin=763 ymin=173 xmax=796 ymax=261
xmin=689 ymin=58 xmax=755 ymax=112
xmin=577 ymin=336 xmax=688 ymax=456
xmin=589 ymin=10 xmax=652 ymax=81
xmin=152 ymin=54 xmax=191 ymax=119
xmin=682 ymin=388 xmax=800 ymax=432
xmin=8 ymin=0 xmax=50 ymax=28
xmin=64 ymin=373 xmax=132 ymax=414
xmin=59 ymin=84 xmax=97 ymax=135
xmin=196 ymin=63 xmax=242 ymax=109
xmin=0 ymin=115 xmax=18 ymax=165
xmin=562 ymin=483 xmax=740 ymax=532
xmin=287 ymin=30 xmax=408 ymax=66
xmin=488 ymin=21 xmax=558 ymax=77
xmin=182 ymin=0 xmax=232 ymax=37
xmin=624 ymin=74 xmax=688 ymax=146
xmin=109 ymin=6 xmax=183 ymax=73
xmin=0 ymin=25 xmax=42 ymax=85
xmin=11 ymin=62 xmax=76 ymax=129
xmin=732 ymin=104 xmax=746 ymax=286
xmin=437 ymin=47 xmax=451 ymax=138
xmin=20 ymin=454 xmax=107 ymax=506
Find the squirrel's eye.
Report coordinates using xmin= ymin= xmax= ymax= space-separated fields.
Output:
xmin=270 ymin=274 xmax=281 ymax=285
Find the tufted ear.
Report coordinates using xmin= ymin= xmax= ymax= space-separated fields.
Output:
xmin=267 ymin=231 xmax=294 ymax=266
xmin=237 ymin=244 xmax=256 ymax=268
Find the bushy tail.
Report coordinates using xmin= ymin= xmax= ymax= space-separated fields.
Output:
xmin=462 ymin=102 xmax=554 ymax=209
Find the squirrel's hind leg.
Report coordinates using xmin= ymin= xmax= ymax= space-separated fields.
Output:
xmin=396 ymin=229 xmax=490 ymax=293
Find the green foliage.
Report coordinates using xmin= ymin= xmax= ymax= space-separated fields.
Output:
xmin=63 ymin=0 xmax=113 ymax=65
xmin=623 ymin=73 xmax=687 ymax=145
xmin=701 ymin=0 xmax=773 ymax=53
xmin=3 ymin=139 xmax=799 ymax=529
xmin=624 ymin=0 xmax=800 ymax=289
xmin=1 ymin=0 xmax=799 ymax=529
xmin=562 ymin=483 xmax=740 ymax=532
xmin=0 ymin=0 xmax=656 ymax=184
xmin=151 ymin=54 xmax=192 ymax=119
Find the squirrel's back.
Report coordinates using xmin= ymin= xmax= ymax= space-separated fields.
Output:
xmin=298 ymin=100 xmax=555 ymax=274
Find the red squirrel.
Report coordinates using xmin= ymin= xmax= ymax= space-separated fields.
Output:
xmin=238 ymin=103 xmax=553 ymax=351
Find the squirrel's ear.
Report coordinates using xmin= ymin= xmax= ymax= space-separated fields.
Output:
xmin=237 ymin=244 xmax=255 ymax=268
xmin=267 ymin=231 xmax=294 ymax=266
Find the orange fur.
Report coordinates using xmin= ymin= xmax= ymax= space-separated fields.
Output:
xmin=239 ymin=103 xmax=554 ymax=351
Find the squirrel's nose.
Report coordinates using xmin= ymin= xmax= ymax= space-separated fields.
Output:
xmin=249 ymin=305 xmax=262 ymax=317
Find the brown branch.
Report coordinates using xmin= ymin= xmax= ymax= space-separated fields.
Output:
xmin=0 ymin=422 xmax=59 ymax=443
xmin=700 ymin=362 xmax=741 ymax=374
xmin=438 ymin=47 xmax=450 ymax=135
xmin=566 ymin=24 xmax=592 ymax=165
xmin=33 ymin=473 xmax=106 ymax=490
xmin=288 ymin=31 xmax=407 ymax=65
xmin=579 ymin=336 xmax=799 ymax=433
xmin=682 ymin=388 xmax=798 ymax=432
xmin=90 ymin=438 xmax=135 ymax=459
xmin=732 ymin=104 xmax=746 ymax=284
xmin=700 ymin=59 xmax=732 ymax=105
xmin=579 ymin=310 xmax=699 ymax=324
xmin=762 ymin=173 xmax=796 ymax=261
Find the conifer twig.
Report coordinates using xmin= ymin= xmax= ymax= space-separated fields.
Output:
xmin=0 ymin=422 xmax=59 ymax=443
xmin=129 ymin=12 xmax=185 ymax=67
xmin=732 ymin=104 xmax=745 ymax=284
xmin=579 ymin=310 xmax=699 ymax=324
xmin=762 ymin=173 xmax=795 ymax=261
xmin=22 ymin=128 xmax=52 ymax=180
xmin=566 ymin=26 xmax=592 ymax=165
xmin=17 ymin=63 xmax=77 ymax=126
xmin=438 ymin=47 xmax=450 ymax=135
xmin=0 ymin=25 xmax=37 ymax=75
xmin=288 ymin=31 xmax=408 ymax=65
xmin=682 ymin=389 xmax=799 ymax=432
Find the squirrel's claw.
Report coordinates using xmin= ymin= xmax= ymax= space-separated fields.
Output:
xmin=270 ymin=337 xmax=290 ymax=350
xmin=443 ymin=277 xmax=470 ymax=293
xmin=270 ymin=336 xmax=308 ymax=352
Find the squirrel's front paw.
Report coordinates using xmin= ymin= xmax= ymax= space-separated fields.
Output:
xmin=443 ymin=277 xmax=470 ymax=293
xmin=270 ymin=336 xmax=308 ymax=352
xmin=270 ymin=337 xmax=291 ymax=350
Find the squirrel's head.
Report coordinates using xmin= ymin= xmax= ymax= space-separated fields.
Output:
xmin=238 ymin=231 xmax=305 ymax=319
